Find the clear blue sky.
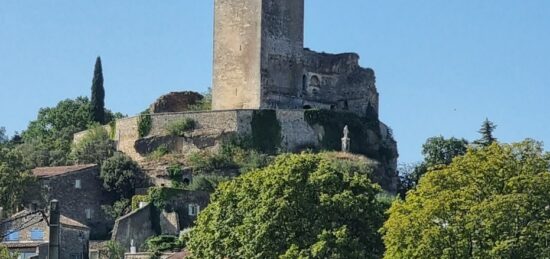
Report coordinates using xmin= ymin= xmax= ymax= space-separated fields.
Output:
xmin=1 ymin=0 xmax=549 ymax=163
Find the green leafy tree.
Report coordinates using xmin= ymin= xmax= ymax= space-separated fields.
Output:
xmin=0 ymin=127 xmax=7 ymax=145
xmin=71 ymin=125 xmax=115 ymax=165
xmin=187 ymin=153 xmax=387 ymax=259
xmin=382 ymin=140 xmax=550 ymax=258
xmin=91 ymin=56 xmax=106 ymax=124
xmin=475 ymin=118 xmax=497 ymax=147
xmin=0 ymin=245 xmax=18 ymax=259
xmin=20 ymin=97 xmax=94 ymax=167
xmin=399 ymin=136 xmax=468 ymax=197
xmin=100 ymin=153 xmax=143 ymax=199
xmin=0 ymin=147 xmax=34 ymax=215
xmin=102 ymin=241 xmax=125 ymax=259
xmin=101 ymin=199 xmax=130 ymax=220
xmin=422 ymin=136 xmax=468 ymax=167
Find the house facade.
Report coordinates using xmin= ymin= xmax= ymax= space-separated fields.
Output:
xmin=31 ymin=164 xmax=115 ymax=239
xmin=0 ymin=210 xmax=90 ymax=259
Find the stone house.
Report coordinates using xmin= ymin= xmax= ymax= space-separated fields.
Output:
xmin=111 ymin=190 xmax=209 ymax=252
xmin=31 ymin=164 xmax=115 ymax=239
xmin=0 ymin=210 xmax=89 ymax=259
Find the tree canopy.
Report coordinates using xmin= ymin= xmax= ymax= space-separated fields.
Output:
xmin=187 ymin=153 xmax=387 ymax=259
xmin=398 ymin=136 xmax=468 ymax=197
xmin=100 ymin=152 xmax=144 ymax=199
xmin=383 ymin=140 xmax=550 ymax=258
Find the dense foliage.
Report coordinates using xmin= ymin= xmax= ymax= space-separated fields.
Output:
xmin=250 ymin=110 xmax=281 ymax=154
xmin=166 ymin=118 xmax=196 ymax=137
xmin=70 ymin=125 xmax=115 ymax=165
xmin=138 ymin=111 xmax=153 ymax=138
xmin=0 ymin=245 xmax=18 ymax=259
xmin=91 ymin=56 xmax=106 ymax=124
xmin=100 ymin=152 xmax=144 ymax=199
xmin=143 ymin=235 xmax=185 ymax=254
xmin=0 ymin=146 xmax=34 ymax=215
xmin=383 ymin=140 xmax=550 ymax=258
xmin=398 ymin=136 xmax=469 ymax=197
xmin=188 ymin=153 xmax=387 ymax=259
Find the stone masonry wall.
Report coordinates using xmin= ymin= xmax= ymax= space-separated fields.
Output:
xmin=112 ymin=204 xmax=155 ymax=253
xmin=213 ymin=0 xmax=263 ymax=110
xmin=42 ymin=167 xmax=114 ymax=239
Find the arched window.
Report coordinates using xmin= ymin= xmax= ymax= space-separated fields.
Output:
xmin=309 ymin=75 xmax=320 ymax=88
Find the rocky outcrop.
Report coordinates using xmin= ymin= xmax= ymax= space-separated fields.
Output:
xmin=150 ymin=91 xmax=203 ymax=114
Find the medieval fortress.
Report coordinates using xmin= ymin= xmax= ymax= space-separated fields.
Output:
xmin=75 ymin=0 xmax=398 ymax=191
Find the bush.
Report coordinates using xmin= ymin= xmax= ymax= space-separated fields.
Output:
xmin=167 ymin=164 xmax=185 ymax=188
xmin=166 ymin=118 xmax=196 ymax=136
xmin=138 ymin=111 xmax=152 ymax=138
xmin=186 ymin=175 xmax=230 ymax=193
xmin=131 ymin=195 xmax=150 ymax=210
xmin=70 ymin=125 xmax=115 ymax=165
xmin=147 ymin=145 xmax=170 ymax=161
xmin=143 ymin=235 xmax=184 ymax=253
xmin=101 ymin=199 xmax=130 ymax=220
xmin=187 ymin=150 xmax=237 ymax=175
xmin=100 ymin=153 xmax=144 ymax=199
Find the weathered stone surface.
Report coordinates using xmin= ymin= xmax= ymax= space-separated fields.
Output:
xmin=30 ymin=165 xmax=115 ymax=239
xmin=212 ymin=0 xmax=379 ymax=119
xmin=149 ymin=91 xmax=203 ymax=114
xmin=134 ymin=135 xmax=185 ymax=155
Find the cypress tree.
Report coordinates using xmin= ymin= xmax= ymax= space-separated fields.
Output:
xmin=91 ymin=56 xmax=105 ymax=124
xmin=475 ymin=118 xmax=497 ymax=147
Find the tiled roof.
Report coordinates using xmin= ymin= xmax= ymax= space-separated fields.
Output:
xmin=0 ymin=241 xmax=47 ymax=248
xmin=60 ymin=215 xmax=89 ymax=229
xmin=1 ymin=210 xmax=89 ymax=230
xmin=32 ymin=164 xmax=97 ymax=178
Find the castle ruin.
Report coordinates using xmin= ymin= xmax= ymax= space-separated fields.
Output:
xmin=213 ymin=0 xmax=379 ymax=117
xmin=74 ymin=0 xmax=398 ymax=192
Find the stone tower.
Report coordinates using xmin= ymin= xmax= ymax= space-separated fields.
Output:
xmin=212 ymin=0 xmax=305 ymax=110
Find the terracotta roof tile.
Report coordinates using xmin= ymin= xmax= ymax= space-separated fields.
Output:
xmin=32 ymin=164 xmax=97 ymax=178
xmin=0 ymin=241 xmax=47 ymax=248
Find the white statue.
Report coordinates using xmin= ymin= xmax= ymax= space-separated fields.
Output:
xmin=342 ymin=125 xmax=350 ymax=153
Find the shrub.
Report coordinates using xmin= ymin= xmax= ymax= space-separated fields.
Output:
xmin=147 ymin=145 xmax=170 ymax=161
xmin=166 ymin=118 xmax=196 ymax=136
xmin=131 ymin=195 xmax=150 ymax=210
xmin=187 ymin=150 xmax=237 ymax=175
xmin=101 ymin=199 xmax=130 ymax=220
xmin=137 ymin=111 xmax=152 ymax=138
xmin=167 ymin=164 xmax=185 ymax=188
xmin=143 ymin=235 xmax=184 ymax=253
xmin=186 ymin=175 xmax=230 ymax=193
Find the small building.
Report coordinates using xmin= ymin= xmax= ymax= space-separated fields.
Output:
xmin=31 ymin=164 xmax=115 ymax=239
xmin=0 ymin=210 xmax=90 ymax=259
xmin=112 ymin=189 xmax=209 ymax=252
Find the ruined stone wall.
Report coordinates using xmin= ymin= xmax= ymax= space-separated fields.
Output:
xmin=276 ymin=110 xmax=318 ymax=151
xmin=213 ymin=0 xmax=263 ymax=110
xmin=300 ymin=50 xmax=379 ymax=117
xmin=260 ymin=0 xmax=305 ymax=109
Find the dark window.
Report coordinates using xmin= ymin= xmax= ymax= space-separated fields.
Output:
xmin=302 ymin=75 xmax=307 ymax=91
xmin=303 ymin=105 xmax=312 ymax=110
